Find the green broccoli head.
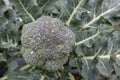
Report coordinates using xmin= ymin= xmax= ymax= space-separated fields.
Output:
xmin=21 ymin=16 xmax=75 ymax=71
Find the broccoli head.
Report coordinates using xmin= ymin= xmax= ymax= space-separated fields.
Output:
xmin=21 ymin=16 xmax=75 ymax=71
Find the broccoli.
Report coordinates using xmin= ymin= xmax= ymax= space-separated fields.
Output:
xmin=21 ymin=16 xmax=75 ymax=71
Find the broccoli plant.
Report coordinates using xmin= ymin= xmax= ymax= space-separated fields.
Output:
xmin=0 ymin=0 xmax=120 ymax=80
xmin=21 ymin=16 xmax=75 ymax=70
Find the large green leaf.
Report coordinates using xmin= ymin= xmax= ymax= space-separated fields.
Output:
xmin=114 ymin=63 xmax=120 ymax=76
xmin=81 ymin=60 xmax=99 ymax=80
xmin=0 ymin=0 xmax=8 ymax=16
xmin=96 ymin=58 xmax=113 ymax=76
xmin=0 ymin=53 xmax=7 ymax=61
xmin=9 ymin=0 xmax=42 ymax=23
xmin=7 ymin=60 xmax=18 ymax=73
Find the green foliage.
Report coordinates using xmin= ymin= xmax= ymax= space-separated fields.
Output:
xmin=0 ymin=0 xmax=120 ymax=80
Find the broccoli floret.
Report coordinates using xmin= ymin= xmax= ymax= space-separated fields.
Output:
xmin=21 ymin=16 xmax=75 ymax=71
xmin=43 ymin=57 xmax=68 ymax=70
xmin=21 ymin=48 xmax=44 ymax=66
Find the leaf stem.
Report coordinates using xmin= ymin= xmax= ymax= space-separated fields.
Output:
xmin=81 ymin=3 xmax=120 ymax=29
xmin=82 ymin=50 xmax=120 ymax=60
xmin=33 ymin=0 xmax=38 ymax=6
xmin=66 ymin=0 xmax=83 ymax=26
xmin=75 ymin=30 xmax=100 ymax=46
xmin=39 ymin=75 xmax=45 ymax=80
xmin=19 ymin=64 xmax=31 ymax=71
xmin=18 ymin=0 xmax=35 ymax=21
xmin=40 ymin=0 xmax=49 ymax=9
xmin=0 ymin=76 xmax=7 ymax=80
xmin=0 ymin=64 xmax=31 ymax=80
